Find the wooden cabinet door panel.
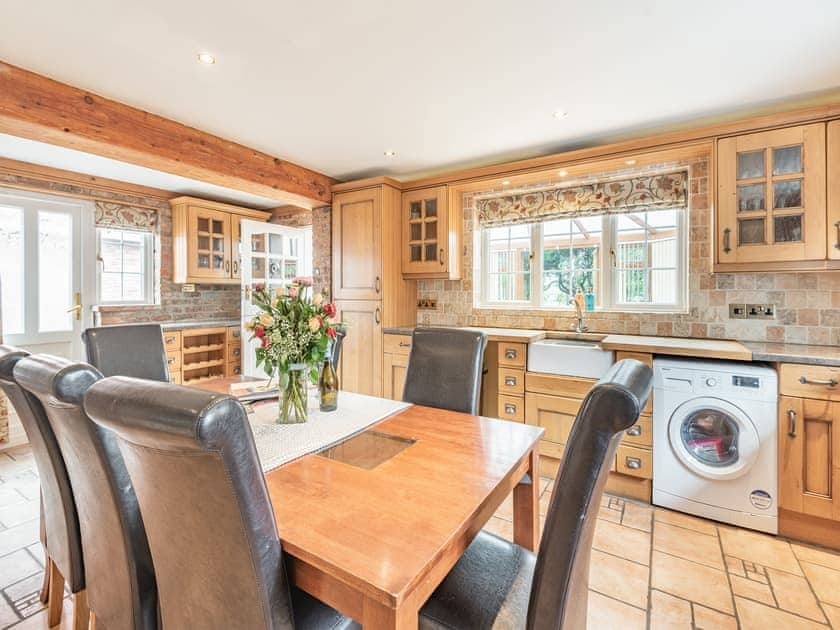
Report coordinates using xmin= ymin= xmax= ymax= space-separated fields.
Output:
xmin=187 ymin=206 xmax=232 ymax=279
xmin=333 ymin=189 xmax=383 ymax=300
xmin=402 ymin=186 xmax=448 ymax=276
xmin=779 ymin=396 xmax=840 ymax=521
xmin=336 ymin=300 xmax=383 ymax=396
xmin=383 ymin=352 xmax=409 ymax=401
xmin=525 ymin=392 xmax=582 ymax=450
xmin=828 ymin=120 xmax=840 ymax=259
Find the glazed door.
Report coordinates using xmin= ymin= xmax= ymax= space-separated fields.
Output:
xmin=717 ymin=123 xmax=826 ymax=264
xmin=402 ymin=186 xmax=448 ymax=276
xmin=335 ymin=300 xmax=382 ymax=396
xmin=779 ymin=396 xmax=840 ymax=521
xmin=332 ymin=188 xmax=382 ymax=300
xmin=187 ymin=205 xmax=232 ymax=280
xmin=0 ymin=188 xmax=92 ymax=361
xmin=240 ymin=220 xmax=312 ymax=377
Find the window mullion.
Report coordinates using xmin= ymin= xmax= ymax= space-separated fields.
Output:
xmin=603 ymin=215 xmax=614 ymax=310
xmin=531 ymin=223 xmax=542 ymax=308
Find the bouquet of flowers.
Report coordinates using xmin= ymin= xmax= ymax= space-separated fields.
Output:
xmin=246 ymin=277 xmax=339 ymax=423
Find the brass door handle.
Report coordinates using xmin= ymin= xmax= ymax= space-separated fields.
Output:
xmin=787 ymin=409 xmax=797 ymax=437
xmin=798 ymin=376 xmax=838 ymax=387
xmin=65 ymin=292 xmax=82 ymax=321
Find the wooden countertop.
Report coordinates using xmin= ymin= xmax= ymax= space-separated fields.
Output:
xmin=383 ymin=326 xmax=546 ymax=343
xmin=600 ymin=335 xmax=753 ymax=361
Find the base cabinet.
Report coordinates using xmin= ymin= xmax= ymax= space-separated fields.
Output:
xmin=161 ymin=325 xmax=241 ymax=385
xmin=383 ymin=334 xmax=412 ymax=401
xmin=335 ymin=301 xmax=383 ymax=397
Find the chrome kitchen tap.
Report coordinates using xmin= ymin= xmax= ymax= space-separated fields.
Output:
xmin=572 ymin=298 xmax=589 ymax=333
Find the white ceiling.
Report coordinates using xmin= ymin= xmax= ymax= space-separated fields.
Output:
xmin=2 ymin=0 xmax=840 ymax=183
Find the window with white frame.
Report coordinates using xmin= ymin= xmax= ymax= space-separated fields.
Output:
xmin=479 ymin=207 xmax=687 ymax=312
xmin=97 ymin=228 xmax=154 ymax=304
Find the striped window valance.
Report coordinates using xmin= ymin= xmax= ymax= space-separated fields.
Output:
xmin=476 ymin=171 xmax=688 ymax=227
xmin=94 ymin=201 xmax=157 ymax=232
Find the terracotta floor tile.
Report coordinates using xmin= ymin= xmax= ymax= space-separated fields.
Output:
xmin=729 ymin=574 xmax=775 ymax=606
xmin=800 ymin=561 xmax=840 ymax=607
xmin=621 ymin=501 xmax=653 ymax=532
xmin=482 ymin=516 xmax=513 ymax=542
xmin=653 ymin=507 xmax=718 ymax=536
xmin=649 ymin=589 xmax=692 ymax=629
xmin=793 ymin=544 xmax=840 ymax=572
xmin=822 ymin=603 xmax=840 ymax=628
xmin=651 ymin=550 xmax=734 ymax=614
xmin=767 ymin=567 xmax=827 ymax=622
xmin=589 ymin=549 xmax=649 ymax=609
xmin=586 ymin=590 xmax=646 ymax=630
xmin=597 ymin=503 xmax=622 ymax=524
xmin=718 ymin=526 xmax=802 ymax=575
xmin=725 ymin=555 xmax=746 ymax=577
xmin=692 ymin=604 xmax=738 ymax=629
xmin=653 ymin=521 xmax=723 ymax=570
xmin=735 ymin=596 xmax=827 ymax=630
xmin=593 ymin=517 xmax=651 ymax=566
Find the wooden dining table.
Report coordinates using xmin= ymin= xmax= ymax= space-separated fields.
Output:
xmin=196 ymin=378 xmax=544 ymax=629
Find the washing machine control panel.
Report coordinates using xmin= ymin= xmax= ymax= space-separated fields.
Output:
xmin=655 ymin=362 xmax=778 ymax=401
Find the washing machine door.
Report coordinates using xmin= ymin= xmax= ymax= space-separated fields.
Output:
xmin=668 ymin=397 xmax=761 ymax=480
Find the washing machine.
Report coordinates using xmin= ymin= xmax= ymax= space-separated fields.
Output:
xmin=653 ymin=357 xmax=778 ymax=534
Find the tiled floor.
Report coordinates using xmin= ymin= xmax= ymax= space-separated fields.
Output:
xmin=2 ymin=445 xmax=840 ymax=629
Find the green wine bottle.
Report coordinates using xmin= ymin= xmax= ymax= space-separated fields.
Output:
xmin=319 ymin=352 xmax=338 ymax=412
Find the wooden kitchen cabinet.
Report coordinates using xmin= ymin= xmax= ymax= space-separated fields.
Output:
xmin=401 ymin=185 xmax=461 ymax=279
xmin=171 ymin=196 xmax=271 ymax=284
xmin=716 ymin=123 xmax=827 ymax=268
xmin=828 ymin=120 xmax=840 ymax=259
xmin=335 ymin=300 xmax=384 ymax=396
xmin=332 ymin=187 xmax=385 ymax=300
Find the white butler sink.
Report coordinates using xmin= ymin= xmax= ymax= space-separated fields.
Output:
xmin=527 ymin=337 xmax=614 ymax=379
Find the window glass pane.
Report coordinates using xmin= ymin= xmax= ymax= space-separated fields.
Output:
xmin=772 ymin=145 xmax=802 ymax=175
xmin=774 ymin=179 xmax=802 ymax=209
xmin=122 ymin=274 xmax=143 ymax=301
xmin=121 ymin=232 xmax=144 ymax=273
xmin=486 ymin=225 xmax=531 ymax=302
xmin=614 ymin=209 xmax=680 ymax=306
xmin=542 ymin=218 xmax=600 ymax=306
xmin=737 ymin=184 xmax=765 ymax=212
xmin=0 ymin=206 xmax=24 ymax=335
xmin=738 ymin=218 xmax=765 ymax=245
xmin=98 ymin=228 xmax=149 ymax=304
xmin=101 ymin=272 xmax=122 ymax=302
xmin=774 ymin=215 xmax=803 ymax=243
xmin=39 ymin=211 xmax=73 ymax=332
xmin=737 ymin=150 xmax=765 ymax=180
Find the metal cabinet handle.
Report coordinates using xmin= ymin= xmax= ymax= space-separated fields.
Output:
xmin=834 ymin=221 xmax=840 ymax=250
xmin=167 ymin=358 xmax=176 ymax=365
xmin=374 ymin=308 xmax=381 ymax=325
xmin=787 ymin=409 xmax=797 ymax=437
xmin=624 ymin=457 xmax=642 ymax=470
xmin=504 ymin=349 xmax=517 ymax=360
xmin=505 ymin=404 xmax=517 ymax=414
xmin=165 ymin=337 xmax=177 ymax=345
xmin=723 ymin=227 xmax=732 ymax=254
xmin=233 ymin=348 xmax=241 ymax=356
xmin=626 ymin=425 xmax=642 ymax=437
xmin=225 ymin=260 xmax=230 ymax=273
xmin=440 ymin=248 xmax=445 ymax=267
xmin=233 ymin=260 xmax=239 ymax=274
xmin=375 ymin=276 xmax=381 ymax=293
xmin=398 ymin=342 xmax=411 ymax=348
xmin=504 ymin=376 xmax=517 ymax=387
xmin=233 ymin=367 xmax=241 ymax=375
xmin=798 ymin=376 xmax=838 ymax=387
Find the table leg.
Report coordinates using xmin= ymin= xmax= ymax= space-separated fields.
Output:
xmin=513 ymin=447 xmax=540 ymax=551
xmin=362 ymin=596 xmax=418 ymax=630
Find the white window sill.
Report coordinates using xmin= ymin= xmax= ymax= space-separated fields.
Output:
xmin=475 ymin=303 xmax=690 ymax=316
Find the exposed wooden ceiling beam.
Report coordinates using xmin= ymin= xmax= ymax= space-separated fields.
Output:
xmin=0 ymin=61 xmax=335 ymax=206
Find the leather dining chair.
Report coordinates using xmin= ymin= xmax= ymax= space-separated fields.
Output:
xmin=14 ymin=354 xmax=158 ymax=630
xmin=402 ymin=327 xmax=487 ymax=414
xmin=82 ymin=324 xmax=169 ymax=381
xmin=83 ymin=376 xmax=359 ymax=630
xmin=0 ymin=346 xmax=88 ymax=628
xmin=418 ymin=358 xmax=653 ymax=630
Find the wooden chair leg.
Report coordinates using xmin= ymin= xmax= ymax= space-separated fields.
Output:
xmin=89 ymin=611 xmax=96 ymax=630
xmin=72 ymin=591 xmax=89 ymax=630
xmin=46 ymin=560 xmax=64 ymax=627
xmin=39 ymin=556 xmax=52 ymax=604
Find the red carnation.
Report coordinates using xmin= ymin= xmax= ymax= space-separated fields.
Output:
xmin=326 ymin=327 xmax=336 ymax=339
xmin=254 ymin=282 xmax=265 ymax=291
xmin=254 ymin=326 xmax=265 ymax=338
xmin=323 ymin=303 xmax=337 ymax=318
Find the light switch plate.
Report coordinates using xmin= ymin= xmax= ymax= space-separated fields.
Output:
xmin=728 ymin=303 xmax=746 ymax=319
xmin=181 ymin=284 xmax=196 ymax=293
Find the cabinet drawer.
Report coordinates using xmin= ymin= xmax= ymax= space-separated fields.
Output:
xmin=162 ymin=330 xmax=182 ymax=351
xmin=227 ymin=344 xmax=242 ymax=363
xmin=498 ymin=368 xmax=525 ymax=395
xmin=622 ymin=415 xmax=652 ymax=448
xmin=226 ymin=361 xmax=242 ymax=378
xmin=169 ymin=370 xmax=182 ymax=385
xmin=498 ymin=395 xmax=525 ymax=422
xmin=780 ymin=364 xmax=840 ymax=401
xmin=616 ymin=445 xmax=652 ymax=479
xmin=384 ymin=334 xmax=413 ymax=356
xmin=525 ymin=372 xmax=596 ymax=397
xmin=165 ymin=351 xmax=181 ymax=372
xmin=227 ymin=326 xmax=242 ymax=343
xmin=498 ymin=342 xmax=526 ymax=368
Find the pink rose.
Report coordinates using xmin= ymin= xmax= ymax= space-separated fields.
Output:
xmin=288 ymin=286 xmax=299 ymax=298
xmin=308 ymin=316 xmax=323 ymax=332
xmin=293 ymin=276 xmax=313 ymax=286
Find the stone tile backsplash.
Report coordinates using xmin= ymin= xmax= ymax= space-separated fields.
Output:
xmin=417 ymin=157 xmax=840 ymax=345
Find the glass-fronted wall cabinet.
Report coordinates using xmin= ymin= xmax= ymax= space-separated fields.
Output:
xmin=171 ymin=196 xmax=271 ymax=284
xmin=717 ymin=123 xmax=827 ymax=267
xmin=401 ymin=185 xmax=461 ymax=279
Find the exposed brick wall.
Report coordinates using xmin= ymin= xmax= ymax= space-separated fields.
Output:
xmin=269 ymin=205 xmax=332 ymax=298
xmin=418 ymin=156 xmax=840 ymax=345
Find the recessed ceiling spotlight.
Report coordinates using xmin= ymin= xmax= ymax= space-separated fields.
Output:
xmin=197 ymin=52 xmax=216 ymax=65
xmin=502 ymin=180 xmax=511 ymax=186
xmin=558 ymin=170 xmax=568 ymax=177
xmin=625 ymin=159 xmax=637 ymax=165
xmin=552 ymin=110 xmax=569 ymax=120
xmin=383 ymin=150 xmax=397 ymax=158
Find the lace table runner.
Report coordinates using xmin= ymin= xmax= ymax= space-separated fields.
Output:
xmin=247 ymin=391 xmax=411 ymax=472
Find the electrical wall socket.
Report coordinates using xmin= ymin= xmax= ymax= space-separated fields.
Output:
xmin=417 ymin=298 xmax=438 ymax=309
xmin=746 ymin=303 xmax=776 ymax=319
xmin=728 ymin=303 xmax=746 ymax=319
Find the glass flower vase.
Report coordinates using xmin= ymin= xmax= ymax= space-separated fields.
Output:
xmin=278 ymin=363 xmax=308 ymax=424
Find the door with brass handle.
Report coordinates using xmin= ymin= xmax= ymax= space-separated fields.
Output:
xmin=65 ymin=292 xmax=82 ymax=321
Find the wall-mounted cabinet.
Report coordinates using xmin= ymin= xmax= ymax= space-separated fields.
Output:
xmin=171 ymin=196 xmax=271 ymax=284
xmin=401 ymin=185 xmax=461 ymax=279
xmin=716 ymin=123 xmax=829 ymax=269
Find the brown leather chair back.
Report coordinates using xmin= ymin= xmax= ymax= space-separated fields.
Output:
xmin=0 ymin=346 xmax=84 ymax=593
xmin=526 ymin=359 xmax=652 ymax=630
xmin=402 ymin=328 xmax=488 ymax=414
xmin=84 ymin=376 xmax=294 ymax=630
xmin=82 ymin=324 xmax=169 ymax=381
xmin=14 ymin=354 xmax=158 ymax=630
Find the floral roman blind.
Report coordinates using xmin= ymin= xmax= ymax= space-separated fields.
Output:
xmin=94 ymin=201 xmax=157 ymax=232
xmin=476 ymin=171 xmax=688 ymax=227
